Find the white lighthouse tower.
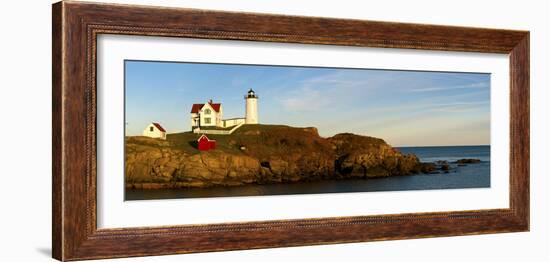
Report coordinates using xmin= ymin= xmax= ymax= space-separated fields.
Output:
xmin=245 ymin=88 xmax=258 ymax=124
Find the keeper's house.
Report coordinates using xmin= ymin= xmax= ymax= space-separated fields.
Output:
xmin=190 ymin=99 xmax=224 ymax=128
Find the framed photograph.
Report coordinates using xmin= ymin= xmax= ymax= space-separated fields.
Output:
xmin=52 ymin=1 xmax=529 ymax=261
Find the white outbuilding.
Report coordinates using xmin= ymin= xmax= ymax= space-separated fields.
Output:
xmin=142 ymin=122 xmax=167 ymax=140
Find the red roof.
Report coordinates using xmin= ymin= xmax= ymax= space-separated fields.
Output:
xmin=197 ymin=134 xmax=216 ymax=142
xmin=210 ymin=103 xmax=221 ymax=112
xmin=190 ymin=102 xmax=221 ymax=113
xmin=152 ymin=123 xmax=166 ymax=132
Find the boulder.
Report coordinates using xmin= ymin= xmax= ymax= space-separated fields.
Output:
xmin=455 ymin=158 xmax=481 ymax=164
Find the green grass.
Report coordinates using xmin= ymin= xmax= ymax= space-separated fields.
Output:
xmin=130 ymin=124 xmax=322 ymax=156
xmin=166 ymin=131 xmax=244 ymax=154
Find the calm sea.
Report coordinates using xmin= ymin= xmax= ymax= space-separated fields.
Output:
xmin=125 ymin=145 xmax=490 ymax=200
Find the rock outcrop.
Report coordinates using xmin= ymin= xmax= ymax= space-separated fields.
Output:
xmin=455 ymin=158 xmax=482 ymax=164
xmin=328 ymin=133 xmax=421 ymax=178
xmin=125 ymin=125 xmax=429 ymax=189
xmin=126 ymin=139 xmax=261 ymax=188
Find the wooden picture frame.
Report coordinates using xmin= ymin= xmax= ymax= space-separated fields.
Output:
xmin=52 ymin=1 xmax=529 ymax=261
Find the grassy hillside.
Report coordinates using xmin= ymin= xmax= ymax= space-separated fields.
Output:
xmin=154 ymin=124 xmax=326 ymax=156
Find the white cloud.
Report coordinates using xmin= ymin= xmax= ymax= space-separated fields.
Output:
xmin=408 ymin=81 xmax=489 ymax=92
xmin=278 ymin=71 xmax=384 ymax=112
xmin=281 ymin=86 xmax=332 ymax=111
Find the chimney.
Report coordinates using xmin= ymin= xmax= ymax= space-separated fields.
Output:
xmin=208 ymin=99 xmax=213 ymax=104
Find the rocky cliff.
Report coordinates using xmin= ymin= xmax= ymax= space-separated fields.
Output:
xmin=125 ymin=125 xmax=426 ymax=189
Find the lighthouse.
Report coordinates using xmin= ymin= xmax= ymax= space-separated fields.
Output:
xmin=245 ymin=88 xmax=258 ymax=124
xmin=190 ymin=89 xmax=259 ymax=131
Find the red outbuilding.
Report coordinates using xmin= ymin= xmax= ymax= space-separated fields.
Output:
xmin=197 ymin=134 xmax=216 ymax=151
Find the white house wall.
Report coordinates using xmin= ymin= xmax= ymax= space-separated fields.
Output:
xmin=190 ymin=113 xmax=199 ymax=128
xmin=198 ymin=103 xmax=218 ymax=127
xmin=222 ymin=118 xmax=245 ymax=127
xmin=218 ymin=107 xmax=223 ymax=126
xmin=198 ymin=103 xmax=223 ymax=127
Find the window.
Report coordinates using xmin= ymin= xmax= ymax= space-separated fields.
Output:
xmin=150 ymin=126 xmax=154 ymax=132
xmin=204 ymin=109 xmax=211 ymax=115
xmin=205 ymin=118 xmax=211 ymax=124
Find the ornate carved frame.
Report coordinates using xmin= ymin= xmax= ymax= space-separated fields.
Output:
xmin=52 ymin=1 xmax=529 ymax=261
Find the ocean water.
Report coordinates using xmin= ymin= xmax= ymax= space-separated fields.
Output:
xmin=125 ymin=145 xmax=491 ymax=200
xmin=396 ymin=145 xmax=490 ymax=163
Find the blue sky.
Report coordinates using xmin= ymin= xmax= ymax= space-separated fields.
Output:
xmin=125 ymin=60 xmax=490 ymax=147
